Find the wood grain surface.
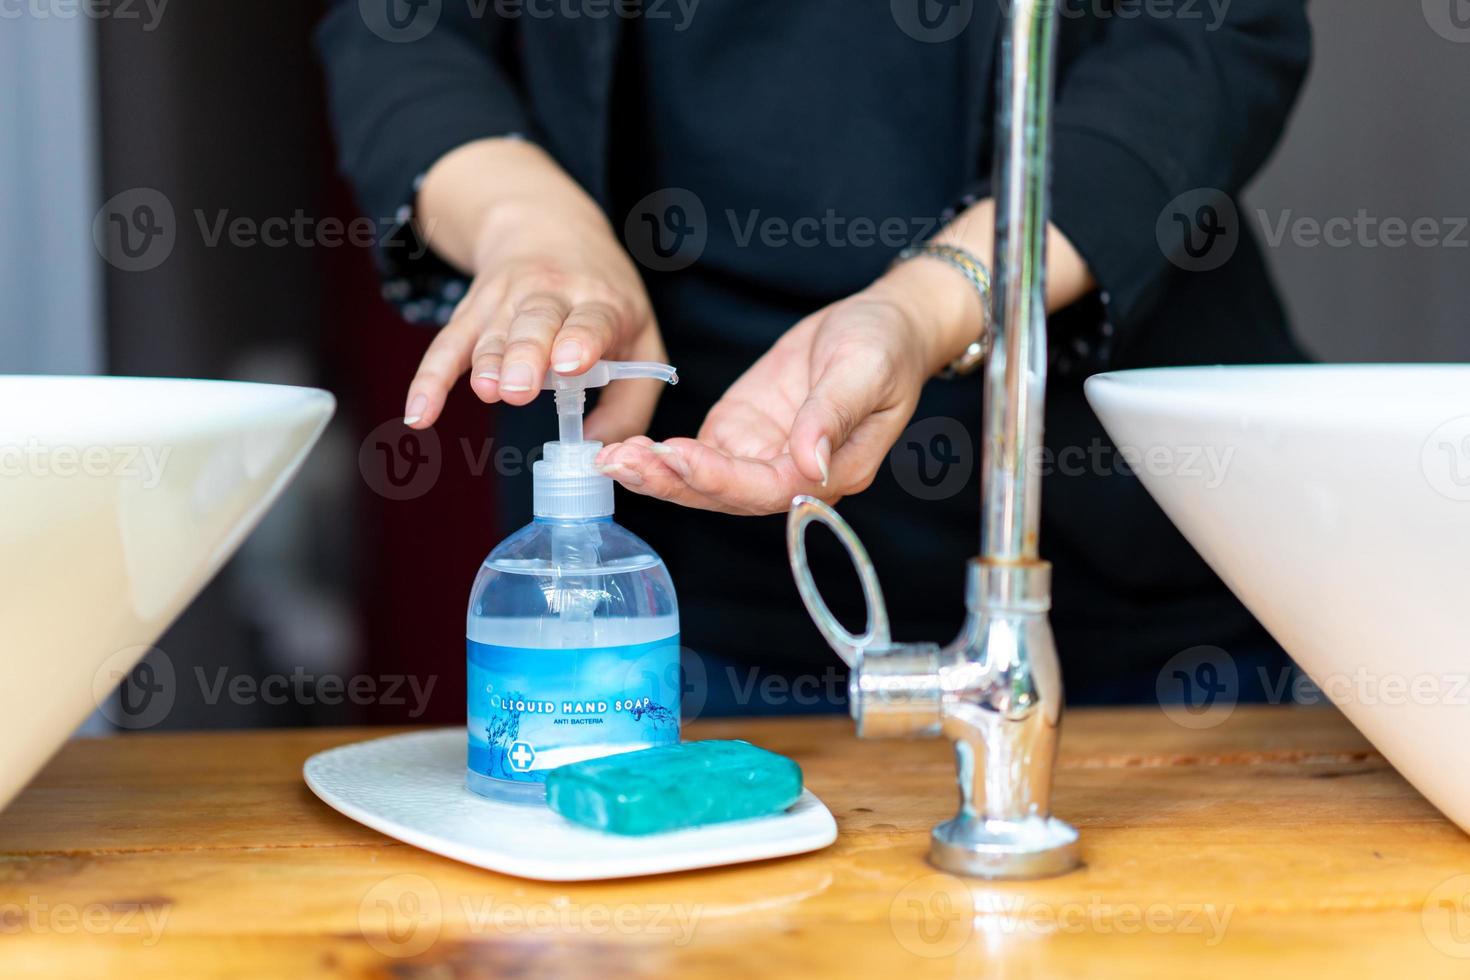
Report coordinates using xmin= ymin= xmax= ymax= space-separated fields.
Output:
xmin=4 ymin=706 xmax=1470 ymax=978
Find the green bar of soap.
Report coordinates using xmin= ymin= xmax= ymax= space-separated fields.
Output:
xmin=545 ymin=740 xmax=803 ymax=836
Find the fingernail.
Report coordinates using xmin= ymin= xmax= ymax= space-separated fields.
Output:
xmin=404 ymin=394 xmax=427 ymax=426
xmin=551 ymin=341 xmax=583 ymax=374
xmin=501 ymin=362 xmax=534 ymax=392
xmin=651 ymin=443 xmax=691 ymax=480
xmin=597 ymin=463 xmax=643 ymax=486
xmin=815 ymin=435 xmax=831 ymax=487
xmin=476 ymin=370 xmax=499 ymax=381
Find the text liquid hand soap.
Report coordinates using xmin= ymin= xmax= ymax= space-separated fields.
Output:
xmin=466 ymin=361 xmax=681 ymax=804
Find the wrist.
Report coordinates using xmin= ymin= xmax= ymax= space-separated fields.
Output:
xmin=873 ymin=252 xmax=989 ymax=378
xmin=470 ymin=196 xmax=611 ymax=274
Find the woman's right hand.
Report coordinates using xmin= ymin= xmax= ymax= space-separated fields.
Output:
xmin=402 ymin=139 xmax=667 ymax=443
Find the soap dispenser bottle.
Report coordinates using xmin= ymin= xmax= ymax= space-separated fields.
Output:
xmin=466 ymin=361 xmax=682 ymax=803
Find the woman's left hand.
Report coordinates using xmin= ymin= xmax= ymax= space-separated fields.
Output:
xmin=595 ymin=258 xmax=981 ymax=514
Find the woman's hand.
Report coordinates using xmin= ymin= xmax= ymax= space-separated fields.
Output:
xmin=594 ymin=197 xmax=1094 ymax=515
xmin=594 ymin=259 xmax=982 ymax=514
xmin=402 ymin=139 xmax=667 ymax=442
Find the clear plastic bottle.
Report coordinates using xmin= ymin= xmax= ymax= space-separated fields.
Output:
xmin=465 ymin=363 xmax=682 ymax=804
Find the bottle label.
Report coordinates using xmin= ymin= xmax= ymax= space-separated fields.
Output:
xmin=466 ymin=634 xmax=681 ymax=783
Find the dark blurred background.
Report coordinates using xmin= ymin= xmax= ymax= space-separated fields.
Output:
xmin=4 ymin=2 xmax=1467 ymax=729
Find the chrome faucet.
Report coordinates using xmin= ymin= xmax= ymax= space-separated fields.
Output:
xmin=786 ymin=0 xmax=1079 ymax=879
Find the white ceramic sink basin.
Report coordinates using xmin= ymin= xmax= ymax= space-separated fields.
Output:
xmin=0 ymin=376 xmax=333 ymax=812
xmin=1086 ymin=365 xmax=1470 ymax=829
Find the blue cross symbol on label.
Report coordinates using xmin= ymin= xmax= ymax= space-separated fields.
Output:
xmin=508 ymin=741 xmax=536 ymax=772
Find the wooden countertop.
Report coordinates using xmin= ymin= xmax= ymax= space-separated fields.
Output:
xmin=4 ymin=707 xmax=1470 ymax=978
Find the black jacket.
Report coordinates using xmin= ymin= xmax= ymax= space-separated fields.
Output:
xmin=317 ymin=1 xmax=1312 ymax=701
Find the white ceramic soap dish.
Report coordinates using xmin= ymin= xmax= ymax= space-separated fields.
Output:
xmin=303 ymin=729 xmax=838 ymax=881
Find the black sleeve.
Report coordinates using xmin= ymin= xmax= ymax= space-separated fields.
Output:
xmin=1046 ymin=0 xmax=1312 ymax=339
xmin=315 ymin=1 xmax=532 ymax=321
xmin=316 ymin=0 xmax=531 ymax=223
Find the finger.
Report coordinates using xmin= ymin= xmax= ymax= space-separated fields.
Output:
xmin=548 ymin=301 xmax=620 ymax=376
xmin=404 ymin=317 xmax=478 ymax=428
xmin=468 ymin=322 xmax=509 ymax=404
xmin=598 ymin=441 xmax=737 ymax=514
xmin=498 ymin=292 xmax=573 ymax=405
xmin=787 ymin=352 xmax=890 ymax=486
xmin=628 ymin=437 xmax=823 ymax=515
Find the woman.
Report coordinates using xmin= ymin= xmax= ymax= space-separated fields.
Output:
xmin=318 ymin=0 xmax=1311 ymax=709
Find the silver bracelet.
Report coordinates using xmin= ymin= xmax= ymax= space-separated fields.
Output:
xmin=893 ymin=243 xmax=992 ymax=378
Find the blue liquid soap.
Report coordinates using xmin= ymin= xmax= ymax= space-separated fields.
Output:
xmin=466 ymin=362 xmax=682 ymax=804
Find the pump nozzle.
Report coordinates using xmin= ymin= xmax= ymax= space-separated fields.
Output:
xmin=533 ymin=360 xmax=678 ymax=519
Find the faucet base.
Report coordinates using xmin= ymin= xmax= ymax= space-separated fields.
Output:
xmin=929 ymin=815 xmax=1080 ymax=880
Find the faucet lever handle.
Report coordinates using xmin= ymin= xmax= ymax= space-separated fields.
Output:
xmin=786 ymin=495 xmax=891 ymax=669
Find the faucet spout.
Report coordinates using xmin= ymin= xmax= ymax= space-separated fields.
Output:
xmin=784 ymin=0 xmax=1079 ymax=881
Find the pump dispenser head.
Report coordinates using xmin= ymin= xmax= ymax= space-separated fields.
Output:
xmin=532 ymin=361 xmax=678 ymax=519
